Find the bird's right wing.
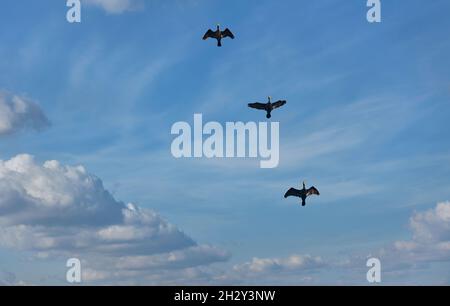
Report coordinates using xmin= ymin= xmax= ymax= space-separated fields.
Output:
xmin=222 ymin=28 xmax=235 ymax=39
xmin=203 ymin=29 xmax=215 ymax=40
xmin=307 ymin=187 xmax=320 ymax=196
xmin=248 ymin=102 xmax=266 ymax=110
xmin=284 ymin=188 xmax=301 ymax=198
xmin=272 ymin=100 xmax=287 ymax=109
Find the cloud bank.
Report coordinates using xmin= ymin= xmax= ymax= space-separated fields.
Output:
xmin=0 ymin=154 xmax=229 ymax=284
xmin=0 ymin=93 xmax=49 ymax=136
xmin=217 ymin=254 xmax=327 ymax=285
xmin=1 ymin=154 xmax=448 ymax=284
xmin=234 ymin=254 xmax=325 ymax=275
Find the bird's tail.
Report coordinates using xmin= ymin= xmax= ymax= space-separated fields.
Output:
xmin=217 ymin=40 xmax=222 ymax=47
xmin=266 ymin=112 xmax=272 ymax=119
xmin=302 ymin=200 xmax=306 ymax=206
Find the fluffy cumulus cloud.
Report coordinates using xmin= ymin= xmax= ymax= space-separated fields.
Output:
xmin=0 ymin=154 xmax=229 ymax=284
xmin=82 ymin=0 xmax=141 ymax=14
xmin=391 ymin=201 xmax=450 ymax=262
xmin=0 ymin=92 xmax=49 ymax=136
xmin=226 ymin=254 xmax=326 ymax=284
xmin=234 ymin=254 xmax=325 ymax=274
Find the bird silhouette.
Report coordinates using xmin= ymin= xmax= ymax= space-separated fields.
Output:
xmin=284 ymin=181 xmax=320 ymax=206
xmin=248 ymin=97 xmax=287 ymax=119
xmin=203 ymin=24 xmax=235 ymax=47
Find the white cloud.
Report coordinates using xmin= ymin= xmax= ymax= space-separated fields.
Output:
xmin=0 ymin=92 xmax=49 ymax=136
xmin=201 ymin=254 xmax=328 ymax=285
xmin=233 ymin=254 xmax=325 ymax=276
xmin=80 ymin=245 xmax=230 ymax=284
xmin=410 ymin=202 xmax=450 ymax=243
xmin=0 ymin=154 xmax=229 ymax=284
xmin=82 ymin=0 xmax=141 ymax=14
xmin=391 ymin=201 xmax=450 ymax=262
xmin=116 ymin=245 xmax=230 ymax=270
xmin=1 ymin=154 xmax=447 ymax=284
xmin=331 ymin=202 xmax=450 ymax=283
xmin=226 ymin=202 xmax=450 ymax=285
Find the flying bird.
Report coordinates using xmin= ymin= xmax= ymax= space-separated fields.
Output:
xmin=248 ymin=97 xmax=287 ymax=119
xmin=284 ymin=181 xmax=320 ymax=207
xmin=203 ymin=24 xmax=235 ymax=47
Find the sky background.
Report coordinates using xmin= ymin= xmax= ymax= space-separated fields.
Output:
xmin=0 ymin=0 xmax=450 ymax=285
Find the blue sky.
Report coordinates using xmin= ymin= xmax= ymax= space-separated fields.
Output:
xmin=0 ymin=0 xmax=450 ymax=285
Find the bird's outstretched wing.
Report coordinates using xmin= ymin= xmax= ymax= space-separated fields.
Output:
xmin=203 ymin=29 xmax=215 ymax=40
xmin=272 ymin=100 xmax=286 ymax=109
xmin=248 ymin=103 xmax=267 ymax=110
xmin=307 ymin=187 xmax=320 ymax=196
xmin=222 ymin=28 xmax=235 ymax=39
xmin=284 ymin=188 xmax=301 ymax=198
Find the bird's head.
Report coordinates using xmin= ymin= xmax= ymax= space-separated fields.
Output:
xmin=268 ymin=96 xmax=272 ymax=102
xmin=302 ymin=181 xmax=306 ymax=188
xmin=217 ymin=24 xmax=220 ymax=29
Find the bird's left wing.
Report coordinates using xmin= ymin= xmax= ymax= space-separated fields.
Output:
xmin=203 ymin=29 xmax=215 ymax=40
xmin=248 ymin=103 xmax=266 ymax=110
xmin=307 ymin=187 xmax=320 ymax=196
xmin=284 ymin=188 xmax=301 ymax=198
xmin=272 ymin=100 xmax=287 ymax=109
xmin=222 ymin=28 xmax=235 ymax=39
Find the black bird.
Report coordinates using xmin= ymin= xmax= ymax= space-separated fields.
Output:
xmin=284 ymin=181 xmax=320 ymax=206
xmin=203 ymin=24 xmax=235 ymax=47
xmin=248 ymin=97 xmax=287 ymax=119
